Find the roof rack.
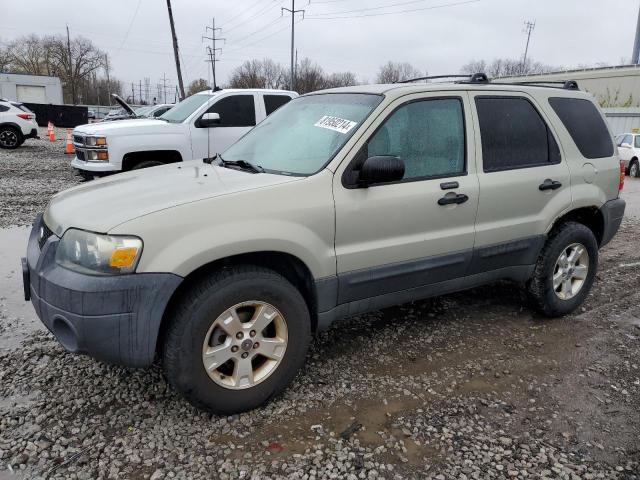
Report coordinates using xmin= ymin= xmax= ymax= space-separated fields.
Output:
xmin=396 ymin=73 xmax=579 ymax=90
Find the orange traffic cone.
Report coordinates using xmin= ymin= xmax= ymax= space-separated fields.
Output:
xmin=48 ymin=124 xmax=56 ymax=142
xmin=47 ymin=121 xmax=53 ymax=135
xmin=64 ymin=129 xmax=74 ymax=155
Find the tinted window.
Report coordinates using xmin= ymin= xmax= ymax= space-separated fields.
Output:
xmin=476 ymin=96 xmax=560 ymax=172
xmin=366 ymin=98 xmax=465 ymax=180
xmin=635 ymin=136 xmax=640 ymax=148
xmin=549 ymin=97 xmax=613 ymax=159
xmin=264 ymin=95 xmax=292 ymax=115
xmin=207 ymin=95 xmax=255 ymax=127
xmin=0 ymin=105 xmax=8 ymax=112
xmin=153 ymin=107 xmax=170 ymax=117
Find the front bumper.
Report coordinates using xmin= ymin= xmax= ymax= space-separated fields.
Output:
xmin=22 ymin=214 xmax=182 ymax=367
xmin=71 ymin=156 xmax=119 ymax=172
xmin=599 ymin=198 xmax=626 ymax=247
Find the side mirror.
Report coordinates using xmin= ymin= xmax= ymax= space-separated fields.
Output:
xmin=359 ymin=155 xmax=405 ymax=186
xmin=621 ymin=142 xmax=631 ymax=148
xmin=198 ymin=112 xmax=221 ymax=128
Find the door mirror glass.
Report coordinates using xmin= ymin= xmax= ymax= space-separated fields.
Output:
xmin=359 ymin=155 xmax=405 ymax=186
xmin=199 ymin=112 xmax=221 ymax=127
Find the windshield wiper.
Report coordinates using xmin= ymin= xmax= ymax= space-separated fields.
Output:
xmin=217 ymin=155 xmax=264 ymax=173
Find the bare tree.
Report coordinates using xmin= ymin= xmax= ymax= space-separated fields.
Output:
xmin=324 ymin=71 xmax=358 ymax=88
xmin=228 ymin=59 xmax=287 ymax=89
xmin=294 ymin=58 xmax=326 ymax=93
xmin=376 ymin=61 xmax=422 ymax=83
xmin=0 ymin=40 xmax=10 ymax=72
xmin=5 ymin=35 xmax=47 ymax=75
xmin=187 ymin=78 xmax=210 ymax=96
xmin=461 ymin=57 xmax=559 ymax=78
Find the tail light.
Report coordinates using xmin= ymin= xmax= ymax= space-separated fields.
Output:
xmin=619 ymin=160 xmax=625 ymax=191
xmin=16 ymin=113 xmax=34 ymax=120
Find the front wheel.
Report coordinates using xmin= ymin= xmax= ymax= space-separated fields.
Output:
xmin=0 ymin=126 xmax=22 ymax=149
xmin=630 ymin=159 xmax=639 ymax=178
xmin=528 ymin=222 xmax=598 ymax=317
xmin=162 ymin=266 xmax=311 ymax=414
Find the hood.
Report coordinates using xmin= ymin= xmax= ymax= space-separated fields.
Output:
xmin=111 ymin=93 xmax=136 ymax=116
xmin=74 ymin=118 xmax=176 ymax=135
xmin=44 ymin=160 xmax=302 ymax=235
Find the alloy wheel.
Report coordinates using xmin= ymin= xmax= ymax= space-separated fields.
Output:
xmin=0 ymin=130 xmax=18 ymax=148
xmin=553 ymin=242 xmax=589 ymax=300
xmin=202 ymin=301 xmax=288 ymax=389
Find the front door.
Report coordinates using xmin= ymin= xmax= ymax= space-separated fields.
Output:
xmin=333 ymin=92 xmax=479 ymax=304
xmin=468 ymin=92 xmax=572 ymax=273
xmin=190 ymin=94 xmax=258 ymax=159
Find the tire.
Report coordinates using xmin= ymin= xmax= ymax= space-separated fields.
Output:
xmin=528 ymin=222 xmax=598 ymax=317
xmin=0 ymin=126 xmax=22 ymax=149
xmin=163 ymin=265 xmax=311 ymax=414
xmin=131 ymin=160 xmax=164 ymax=170
xmin=630 ymin=159 xmax=639 ymax=178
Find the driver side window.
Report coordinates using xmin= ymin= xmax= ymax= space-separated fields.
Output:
xmin=366 ymin=98 xmax=466 ymax=181
xmin=205 ymin=95 xmax=256 ymax=127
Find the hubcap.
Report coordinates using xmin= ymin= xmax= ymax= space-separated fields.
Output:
xmin=0 ymin=130 xmax=18 ymax=147
xmin=202 ymin=301 xmax=288 ymax=390
xmin=553 ymin=243 xmax=589 ymax=300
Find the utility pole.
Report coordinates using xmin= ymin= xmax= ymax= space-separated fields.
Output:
xmin=104 ymin=54 xmax=111 ymax=105
xmin=66 ymin=25 xmax=76 ymax=104
xmin=139 ymin=80 xmax=142 ymax=104
xmin=203 ymin=18 xmax=225 ymax=90
xmin=632 ymin=2 xmax=640 ymax=64
xmin=162 ymin=73 xmax=167 ymax=104
xmin=165 ymin=0 xmax=185 ymax=99
xmin=521 ymin=20 xmax=536 ymax=75
xmin=131 ymin=82 xmax=135 ymax=104
xmin=282 ymin=0 xmax=305 ymax=91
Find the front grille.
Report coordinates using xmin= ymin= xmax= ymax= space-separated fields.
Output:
xmin=38 ymin=222 xmax=54 ymax=250
xmin=73 ymin=135 xmax=84 ymax=145
xmin=76 ymin=149 xmax=85 ymax=161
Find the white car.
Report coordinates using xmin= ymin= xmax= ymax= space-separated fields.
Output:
xmin=615 ymin=133 xmax=640 ymax=177
xmin=135 ymin=104 xmax=174 ymax=118
xmin=71 ymin=89 xmax=297 ymax=177
xmin=0 ymin=98 xmax=38 ymax=149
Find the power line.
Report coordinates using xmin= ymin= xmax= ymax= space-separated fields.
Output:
xmin=203 ymin=17 xmax=226 ymax=89
xmin=282 ymin=0 xmax=305 ymax=90
xmin=113 ymin=0 xmax=142 ymax=57
xmin=220 ymin=0 xmax=270 ymax=28
xmin=307 ymin=0 xmax=450 ymax=17
xmin=227 ymin=16 xmax=283 ymax=46
xmin=305 ymin=0 xmax=480 ymax=20
xmin=224 ymin=19 xmax=302 ymax=54
xmin=521 ymin=20 xmax=536 ymax=74
xmin=224 ymin=1 xmax=283 ymax=35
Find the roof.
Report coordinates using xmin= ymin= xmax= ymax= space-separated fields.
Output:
xmin=307 ymin=82 xmax=592 ymax=99
xmin=195 ymin=88 xmax=297 ymax=96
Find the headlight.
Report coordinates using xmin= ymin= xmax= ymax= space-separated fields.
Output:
xmin=86 ymin=150 xmax=109 ymax=161
xmin=55 ymin=229 xmax=143 ymax=275
xmin=85 ymin=136 xmax=107 ymax=147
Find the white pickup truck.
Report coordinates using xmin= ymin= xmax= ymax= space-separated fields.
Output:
xmin=71 ymin=88 xmax=297 ymax=177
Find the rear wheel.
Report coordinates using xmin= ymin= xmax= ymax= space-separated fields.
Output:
xmin=0 ymin=126 xmax=22 ymax=149
xmin=528 ymin=222 xmax=598 ymax=317
xmin=163 ymin=266 xmax=311 ymax=414
xmin=131 ymin=160 xmax=164 ymax=170
xmin=630 ymin=159 xmax=639 ymax=178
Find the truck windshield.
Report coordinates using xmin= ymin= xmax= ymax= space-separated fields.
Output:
xmin=222 ymin=93 xmax=382 ymax=176
xmin=160 ymin=93 xmax=212 ymax=123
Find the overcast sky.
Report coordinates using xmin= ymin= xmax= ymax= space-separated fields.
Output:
xmin=2 ymin=0 xmax=639 ymax=92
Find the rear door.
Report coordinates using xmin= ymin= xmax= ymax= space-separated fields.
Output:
xmin=333 ymin=92 xmax=479 ymax=304
xmin=468 ymin=92 xmax=571 ymax=273
xmin=618 ymin=133 xmax=633 ymax=167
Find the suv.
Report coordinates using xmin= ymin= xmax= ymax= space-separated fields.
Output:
xmin=22 ymin=77 xmax=625 ymax=414
xmin=71 ymin=89 xmax=297 ymax=178
xmin=615 ymin=132 xmax=640 ymax=177
xmin=0 ymin=98 xmax=38 ymax=149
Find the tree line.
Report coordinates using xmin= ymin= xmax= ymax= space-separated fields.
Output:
xmin=0 ymin=34 xmax=121 ymax=105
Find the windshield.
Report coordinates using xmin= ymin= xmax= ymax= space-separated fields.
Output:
xmin=135 ymin=106 xmax=154 ymax=116
xmin=160 ymin=93 xmax=212 ymax=123
xmin=222 ymin=93 xmax=382 ymax=175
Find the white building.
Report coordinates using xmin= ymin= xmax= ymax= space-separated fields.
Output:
xmin=0 ymin=72 xmax=64 ymax=104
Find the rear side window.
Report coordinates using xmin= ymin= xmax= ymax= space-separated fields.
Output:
xmin=475 ymin=96 xmax=561 ymax=172
xmin=264 ymin=95 xmax=292 ymax=116
xmin=0 ymin=105 xmax=8 ymax=112
xmin=548 ymin=97 xmax=613 ymax=159
xmin=207 ymin=95 xmax=256 ymax=127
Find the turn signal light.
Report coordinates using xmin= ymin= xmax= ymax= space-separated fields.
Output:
xmin=619 ymin=160 xmax=625 ymax=192
xmin=16 ymin=113 xmax=34 ymax=120
xmin=110 ymin=247 xmax=139 ymax=268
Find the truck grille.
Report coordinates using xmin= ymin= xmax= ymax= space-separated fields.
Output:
xmin=76 ymin=150 xmax=85 ymax=161
xmin=38 ymin=223 xmax=54 ymax=250
xmin=73 ymin=135 xmax=84 ymax=145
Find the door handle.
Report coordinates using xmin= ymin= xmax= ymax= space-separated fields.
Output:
xmin=438 ymin=192 xmax=469 ymax=206
xmin=539 ymin=179 xmax=562 ymax=191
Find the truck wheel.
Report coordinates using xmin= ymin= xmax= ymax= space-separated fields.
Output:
xmin=528 ymin=222 xmax=598 ymax=317
xmin=0 ymin=126 xmax=22 ymax=149
xmin=132 ymin=160 xmax=164 ymax=170
xmin=163 ymin=266 xmax=311 ymax=414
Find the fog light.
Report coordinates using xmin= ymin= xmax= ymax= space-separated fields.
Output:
xmin=87 ymin=150 xmax=109 ymax=161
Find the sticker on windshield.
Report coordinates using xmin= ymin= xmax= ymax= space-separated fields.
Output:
xmin=314 ymin=116 xmax=358 ymax=134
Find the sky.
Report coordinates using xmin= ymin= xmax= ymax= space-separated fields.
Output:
xmin=1 ymin=0 xmax=639 ymax=93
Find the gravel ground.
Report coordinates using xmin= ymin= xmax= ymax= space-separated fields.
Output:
xmin=0 ymin=134 xmax=639 ymax=479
